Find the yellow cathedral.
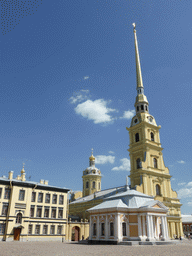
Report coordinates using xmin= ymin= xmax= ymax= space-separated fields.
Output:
xmin=69 ymin=24 xmax=183 ymax=241
xmin=127 ymin=23 xmax=183 ymax=239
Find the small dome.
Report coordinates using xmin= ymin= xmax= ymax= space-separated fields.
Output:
xmin=21 ymin=168 xmax=25 ymax=174
xmin=89 ymin=155 xmax=95 ymax=161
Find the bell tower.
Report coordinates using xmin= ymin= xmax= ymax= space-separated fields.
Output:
xmin=126 ymin=23 xmax=183 ymax=239
xmin=82 ymin=149 xmax=102 ymax=197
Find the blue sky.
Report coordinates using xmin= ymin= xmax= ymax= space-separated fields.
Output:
xmin=1 ymin=1 xmax=192 ymax=214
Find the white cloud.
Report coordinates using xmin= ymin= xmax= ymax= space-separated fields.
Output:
xmin=120 ymin=110 xmax=135 ymax=119
xmin=75 ymin=99 xmax=117 ymax=124
xmin=187 ymin=182 xmax=192 ymax=187
xmin=112 ymin=158 xmax=130 ymax=171
xmin=172 ymin=178 xmax=175 ymax=181
xmin=178 ymin=182 xmax=186 ymax=186
xmin=108 ymin=151 xmax=115 ymax=154
xmin=177 ymin=160 xmax=185 ymax=164
xmin=69 ymin=90 xmax=89 ymax=104
xmin=95 ymin=155 xmax=115 ymax=164
xmin=84 ymin=76 xmax=89 ymax=80
xmin=178 ymin=187 xmax=192 ymax=198
xmin=187 ymin=202 xmax=192 ymax=205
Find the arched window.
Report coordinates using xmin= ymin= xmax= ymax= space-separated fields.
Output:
xmin=137 ymin=106 xmax=139 ymax=112
xmin=151 ymin=132 xmax=154 ymax=141
xmin=110 ymin=223 xmax=114 ymax=236
xmin=92 ymin=181 xmax=95 ymax=189
xmin=101 ymin=223 xmax=105 ymax=236
xmin=135 ymin=133 xmax=139 ymax=142
xmin=141 ymin=105 xmax=144 ymax=110
xmin=153 ymin=158 xmax=158 ymax=168
xmin=136 ymin=158 xmax=141 ymax=169
xmin=145 ymin=105 xmax=148 ymax=111
xmin=16 ymin=213 xmax=22 ymax=224
xmin=156 ymin=184 xmax=161 ymax=196
xmin=86 ymin=181 xmax=89 ymax=189
xmin=122 ymin=222 xmax=126 ymax=236
xmin=93 ymin=223 xmax=97 ymax=236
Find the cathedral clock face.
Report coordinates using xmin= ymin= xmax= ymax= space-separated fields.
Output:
xmin=147 ymin=116 xmax=153 ymax=123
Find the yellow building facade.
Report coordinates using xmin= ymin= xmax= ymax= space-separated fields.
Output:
xmin=0 ymin=167 xmax=69 ymax=241
xmin=127 ymin=24 xmax=183 ymax=239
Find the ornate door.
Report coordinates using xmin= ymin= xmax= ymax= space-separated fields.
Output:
xmin=14 ymin=228 xmax=21 ymax=241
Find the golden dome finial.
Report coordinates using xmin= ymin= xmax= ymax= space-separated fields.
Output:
xmin=21 ymin=162 xmax=25 ymax=173
xmin=89 ymin=148 xmax=95 ymax=161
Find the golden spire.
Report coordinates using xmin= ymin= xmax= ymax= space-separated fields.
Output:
xmin=132 ymin=23 xmax=143 ymax=89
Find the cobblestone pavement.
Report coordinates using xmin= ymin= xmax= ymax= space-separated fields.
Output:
xmin=0 ymin=240 xmax=192 ymax=256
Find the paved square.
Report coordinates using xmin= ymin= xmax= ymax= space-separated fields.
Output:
xmin=0 ymin=240 xmax=191 ymax=256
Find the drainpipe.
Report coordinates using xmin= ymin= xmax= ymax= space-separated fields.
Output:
xmin=4 ymin=181 xmax=14 ymax=241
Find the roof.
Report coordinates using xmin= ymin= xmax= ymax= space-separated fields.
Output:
xmin=107 ymin=189 xmax=153 ymax=199
xmin=88 ymin=199 xmax=128 ymax=211
xmin=140 ymin=200 xmax=168 ymax=210
xmin=0 ymin=177 xmax=70 ymax=193
xmin=182 ymin=215 xmax=192 ymax=223
xmin=70 ymin=185 xmax=128 ymax=205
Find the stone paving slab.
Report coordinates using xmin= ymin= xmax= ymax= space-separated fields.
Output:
xmin=0 ymin=240 xmax=191 ymax=256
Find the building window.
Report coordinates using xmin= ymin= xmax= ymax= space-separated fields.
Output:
xmin=0 ymin=224 xmax=6 ymax=235
xmin=135 ymin=133 xmax=139 ymax=142
xmin=0 ymin=188 xmax=2 ymax=199
xmin=110 ymin=223 xmax=114 ymax=236
xmin=16 ymin=213 xmax=22 ymax=224
xmin=145 ymin=105 xmax=148 ymax=111
xmin=58 ymin=208 xmax=63 ymax=219
xmin=52 ymin=194 xmax=57 ymax=204
xmin=31 ymin=192 xmax=36 ymax=202
xmin=151 ymin=132 xmax=154 ymax=141
xmin=28 ymin=224 xmax=33 ymax=235
xmin=153 ymin=158 xmax=158 ymax=168
xmin=92 ymin=181 xmax=96 ymax=189
xmin=50 ymin=225 xmax=55 ymax=235
xmin=59 ymin=195 xmax=64 ymax=205
xmin=44 ymin=207 xmax=49 ymax=218
xmin=136 ymin=158 xmax=141 ymax=169
xmin=187 ymin=225 xmax=190 ymax=231
xmin=137 ymin=106 xmax=139 ymax=112
xmin=51 ymin=208 xmax=56 ymax=218
xmin=191 ymin=225 xmax=192 ymax=231
xmin=30 ymin=206 xmax=35 ymax=217
xmin=122 ymin=223 xmax=126 ymax=236
xmin=183 ymin=225 xmax=186 ymax=231
xmin=36 ymin=206 xmax=42 ymax=218
xmin=4 ymin=188 xmax=11 ymax=199
xmin=43 ymin=225 xmax=48 ymax=235
xmin=19 ymin=190 xmax=25 ymax=201
xmin=45 ymin=194 xmax=50 ymax=203
xmin=141 ymin=105 xmax=144 ymax=110
xmin=156 ymin=184 xmax=161 ymax=196
xmin=35 ymin=225 xmax=40 ymax=235
xmin=2 ymin=203 xmax=8 ymax=216
xmin=93 ymin=223 xmax=96 ymax=236
xmin=101 ymin=223 xmax=105 ymax=236
xmin=57 ymin=225 xmax=62 ymax=235
xmin=38 ymin=193 xmax=43 ymax=203
xmin=86 ymin=181 xmax=89 ymax=189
